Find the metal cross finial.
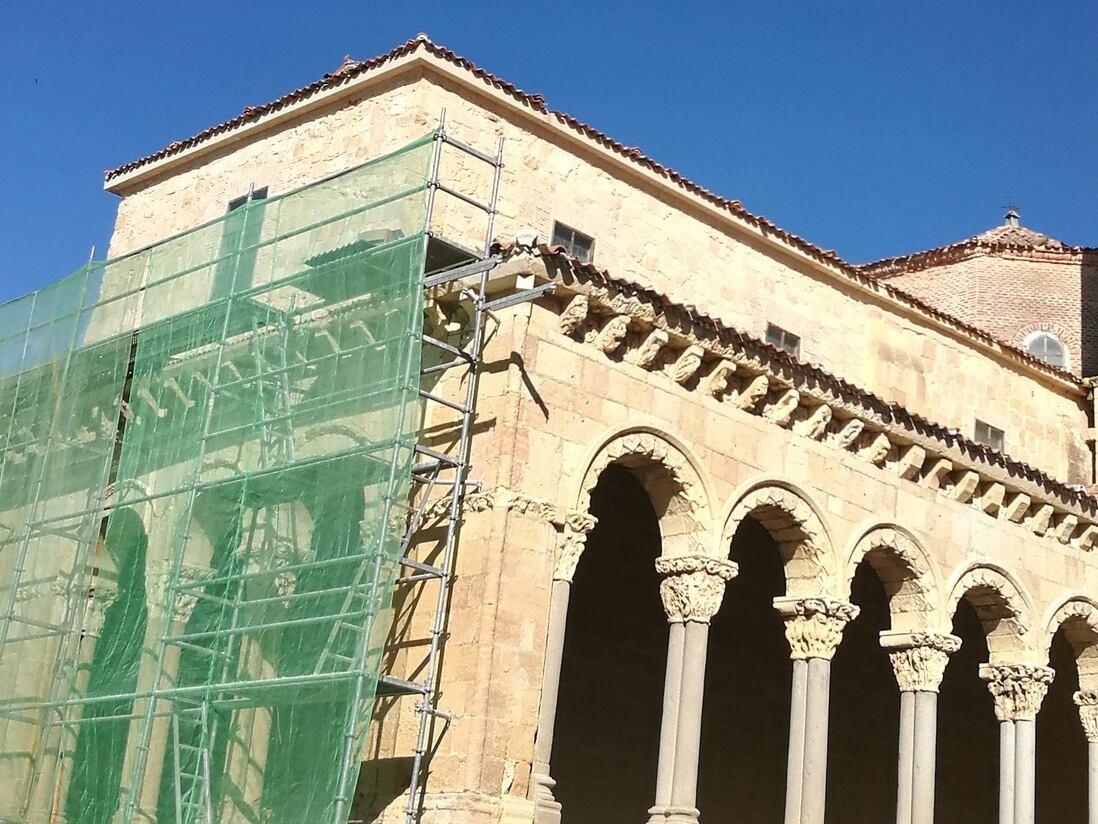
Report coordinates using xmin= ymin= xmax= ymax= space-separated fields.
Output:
xmin=1002 ymin=197 xmax=1020 ymax=227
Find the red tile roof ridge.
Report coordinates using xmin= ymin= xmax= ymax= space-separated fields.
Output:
xmin=496 ymin=241 xmax=1095 ymax=512
xmin=859 ymin=223 xmax=1096 ymax=278
xmin=103 ymin=35 xmax=846 ymax=270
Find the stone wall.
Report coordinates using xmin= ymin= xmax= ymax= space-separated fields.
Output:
xmin=103 ymin=65 xmax=1089 ymax=480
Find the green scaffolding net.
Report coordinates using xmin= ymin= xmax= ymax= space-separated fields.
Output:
xmin=0 ymin=133 xmax=433 ymax=824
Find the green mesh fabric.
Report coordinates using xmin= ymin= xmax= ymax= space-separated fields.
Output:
xmin=0 ymin=133 xmax=433 ymax=824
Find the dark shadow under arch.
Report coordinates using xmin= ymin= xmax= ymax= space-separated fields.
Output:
xmin=826 ymin=562 xmax=898 ymax=822
xmin=1035 ymin=629 xmax=1086 ymax=823
xmin=553 ymin=464 xmax=665 ymax=824
xmin=696 ymin=516 xmax=789 ymax=821
xmin=936 ymin=600 xmax=998 ymax=824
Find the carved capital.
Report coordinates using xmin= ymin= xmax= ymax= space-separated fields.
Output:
xmin=774 ymin=596 xmax=859 ymax=661
xmin=979 ymin=664 xmax=1054 ymax=721
xmin=655 ymin=555 xmax=738 ymax=624
xmin=1074 ymin=691 xmax=1098 ymax=743
xmin=553 ymin=511 xmax=598 ymax=583
xmin=880 ymin=632 xmax=961 ymax=693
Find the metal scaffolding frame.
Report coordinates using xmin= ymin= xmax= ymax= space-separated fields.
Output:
xmin=0 ymin=114 xmax=548 ymax=824
xmin=378 ymin=111 xmax=553 ymax=824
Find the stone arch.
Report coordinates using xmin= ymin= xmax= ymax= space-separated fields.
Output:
xmin=946 ymin=562 xmax=1034 ymax=663
xmin=721 ymin=477 xmax=836 ymax=597
xmin=564 ymin=427 xmax=714 ymax=581
xmin=1045 ymin=596 xmax=1098 ymax=691
xmin=843 ymin=523 xmax=940 ymax=633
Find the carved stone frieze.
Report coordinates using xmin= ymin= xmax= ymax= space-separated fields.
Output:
xmin=832 ymin=419 xmax=864 ymax=451
xmin=558 ymin=294 xmax=589 ymax=337
xmin=667 ymin=345 xmax=705 ymax=385
xmin=702 ymin=360 xmax=736 ymax=398
xmin=543 ymin=277 xmax=1098 ymax=555
xmin=948 ymin=471 xmax=979 ymax=503
xmin=774 ymin=596 xmax=860 ymax=661
xmin=763 ymin=389 xmax=800 ymax=427
xmin=655 ymin=554 xmax=738 ymax=624
xmin=923 ymin=458 xmax=952 ymax=490
xmin=794 ymin=404 xmax=832 ymax=440
xmin=593 ymin=315 xmax=630 ymax=354
xmin=892 ymin=444 xmax=926 ymax=481
xmin=735 ymin=374 xmax=769 ymax=411
xmin=1074 ymin=691 xmax=1098 ymax=743
xmin=630 ymin=329 xmax=669 ymax=369
xmin=859 ymin=431 xmax=892 ymax=467
xmin=880 ymin=632 xmax=961 ymax=693
xmin=979 ymin=664 xmax=1054 ymax=721
xmin=1003 ymin=493 xmax=1031 ymax=523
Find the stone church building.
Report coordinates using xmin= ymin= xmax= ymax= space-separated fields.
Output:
xmin=97 ymin=35 xmax=1098 ymax=824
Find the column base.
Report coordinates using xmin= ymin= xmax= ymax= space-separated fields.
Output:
xmin=664 ymin=805 xmax=700 ymax=824
xmin=529 ymin=772 xmax=562 ymax=824
xmin=646 ymin=806 xmax=668 ymax=824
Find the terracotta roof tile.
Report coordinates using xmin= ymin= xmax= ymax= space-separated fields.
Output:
xmin=860 ymin=221 xmax=1095 ymax=277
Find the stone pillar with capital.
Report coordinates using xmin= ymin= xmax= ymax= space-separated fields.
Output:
xmin=530 ymin=511 xmax=597 ymax=824
xmin=1074 ymin=691 xmax=1098 ymax=824
xmin=880 ymin=631 xmax=961 ymax=824
xmin=980 ymin=664 xmax=1054 ymax=824
xmin=648 ymin=555 xmax=737 ymax=824
xmin=773 ymin=596 xmax=859 ymax=824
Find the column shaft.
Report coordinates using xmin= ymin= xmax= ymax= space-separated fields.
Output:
xmin=801 ymin=658 xmax=832 ymax=824
xmin=1013 ymin=719 xmax=1035 ymax=824
xmin=895 ymin=691 xmax=915 ymax=824
xmin=1089 ymin=741 xmax=1098 ymax=824
xmin=911 ymin=691 xmax=938 ymax=824
xmin=784 ymin=659 xmax=809 ymax=824
xmin=999 ymin=721 xmax=1016 ymax=824
xmin=649 ymin=622 xmax=686 ymax=822
xmin=666 ymin=622 xmax=709 ymax=823
xmin=530 ymin=580 xmax=570 ymax=824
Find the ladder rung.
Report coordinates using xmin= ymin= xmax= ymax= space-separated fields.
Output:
xmin=399 ymin=557 xmax=444 ymax=576
xmin=484 ymin=282 xmax=556 ymax=313
xmin=413 ymin=444 xmax=461 ymax=465
xmin=423 ymin=256 xmax=498 ymax=288
xmin=419 ymin=389 xmax=469 ymax=414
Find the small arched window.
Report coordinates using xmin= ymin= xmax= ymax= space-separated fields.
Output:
xmin=1023 ymin=331 xmax=1067 ymax=369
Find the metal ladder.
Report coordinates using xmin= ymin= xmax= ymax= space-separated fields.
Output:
xmin=377 ymin=113 xmax=555 ymax=824
xmin=171 ymin=701 xmax=216 ymax=824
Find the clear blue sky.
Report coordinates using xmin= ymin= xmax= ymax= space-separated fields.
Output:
xmin=2 ymin=1 xmax=1095 ymax=302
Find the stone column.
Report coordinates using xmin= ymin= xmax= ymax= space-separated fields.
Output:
xmin=979 ymin=664 xmax=1054 ymax=824
xmin=649 ymin=555 xmax=737 ymax=824
xmin=530 ymin=512 xmax=596 ymax=824
xmin=774 ymin=596 xmax=860 ymax=824
xmin=1073 ymin=691 xmax=1098 ymax=824
xmin=881 ymin=631 xmax=962 ymax=824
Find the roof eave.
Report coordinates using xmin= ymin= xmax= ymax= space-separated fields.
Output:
xmin=103 ymin=50 xmax=427 ymax=194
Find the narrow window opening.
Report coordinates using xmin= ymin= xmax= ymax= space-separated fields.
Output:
xmin=765 ymin=323 xmax=801 ymax=358
xmin=974 ymin=419 xmax=1006 ymax=452
xmin=212 ymin=186 xmax=269 ymax=300
xmin=551 ymin=221 xmax=595 ymax=263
